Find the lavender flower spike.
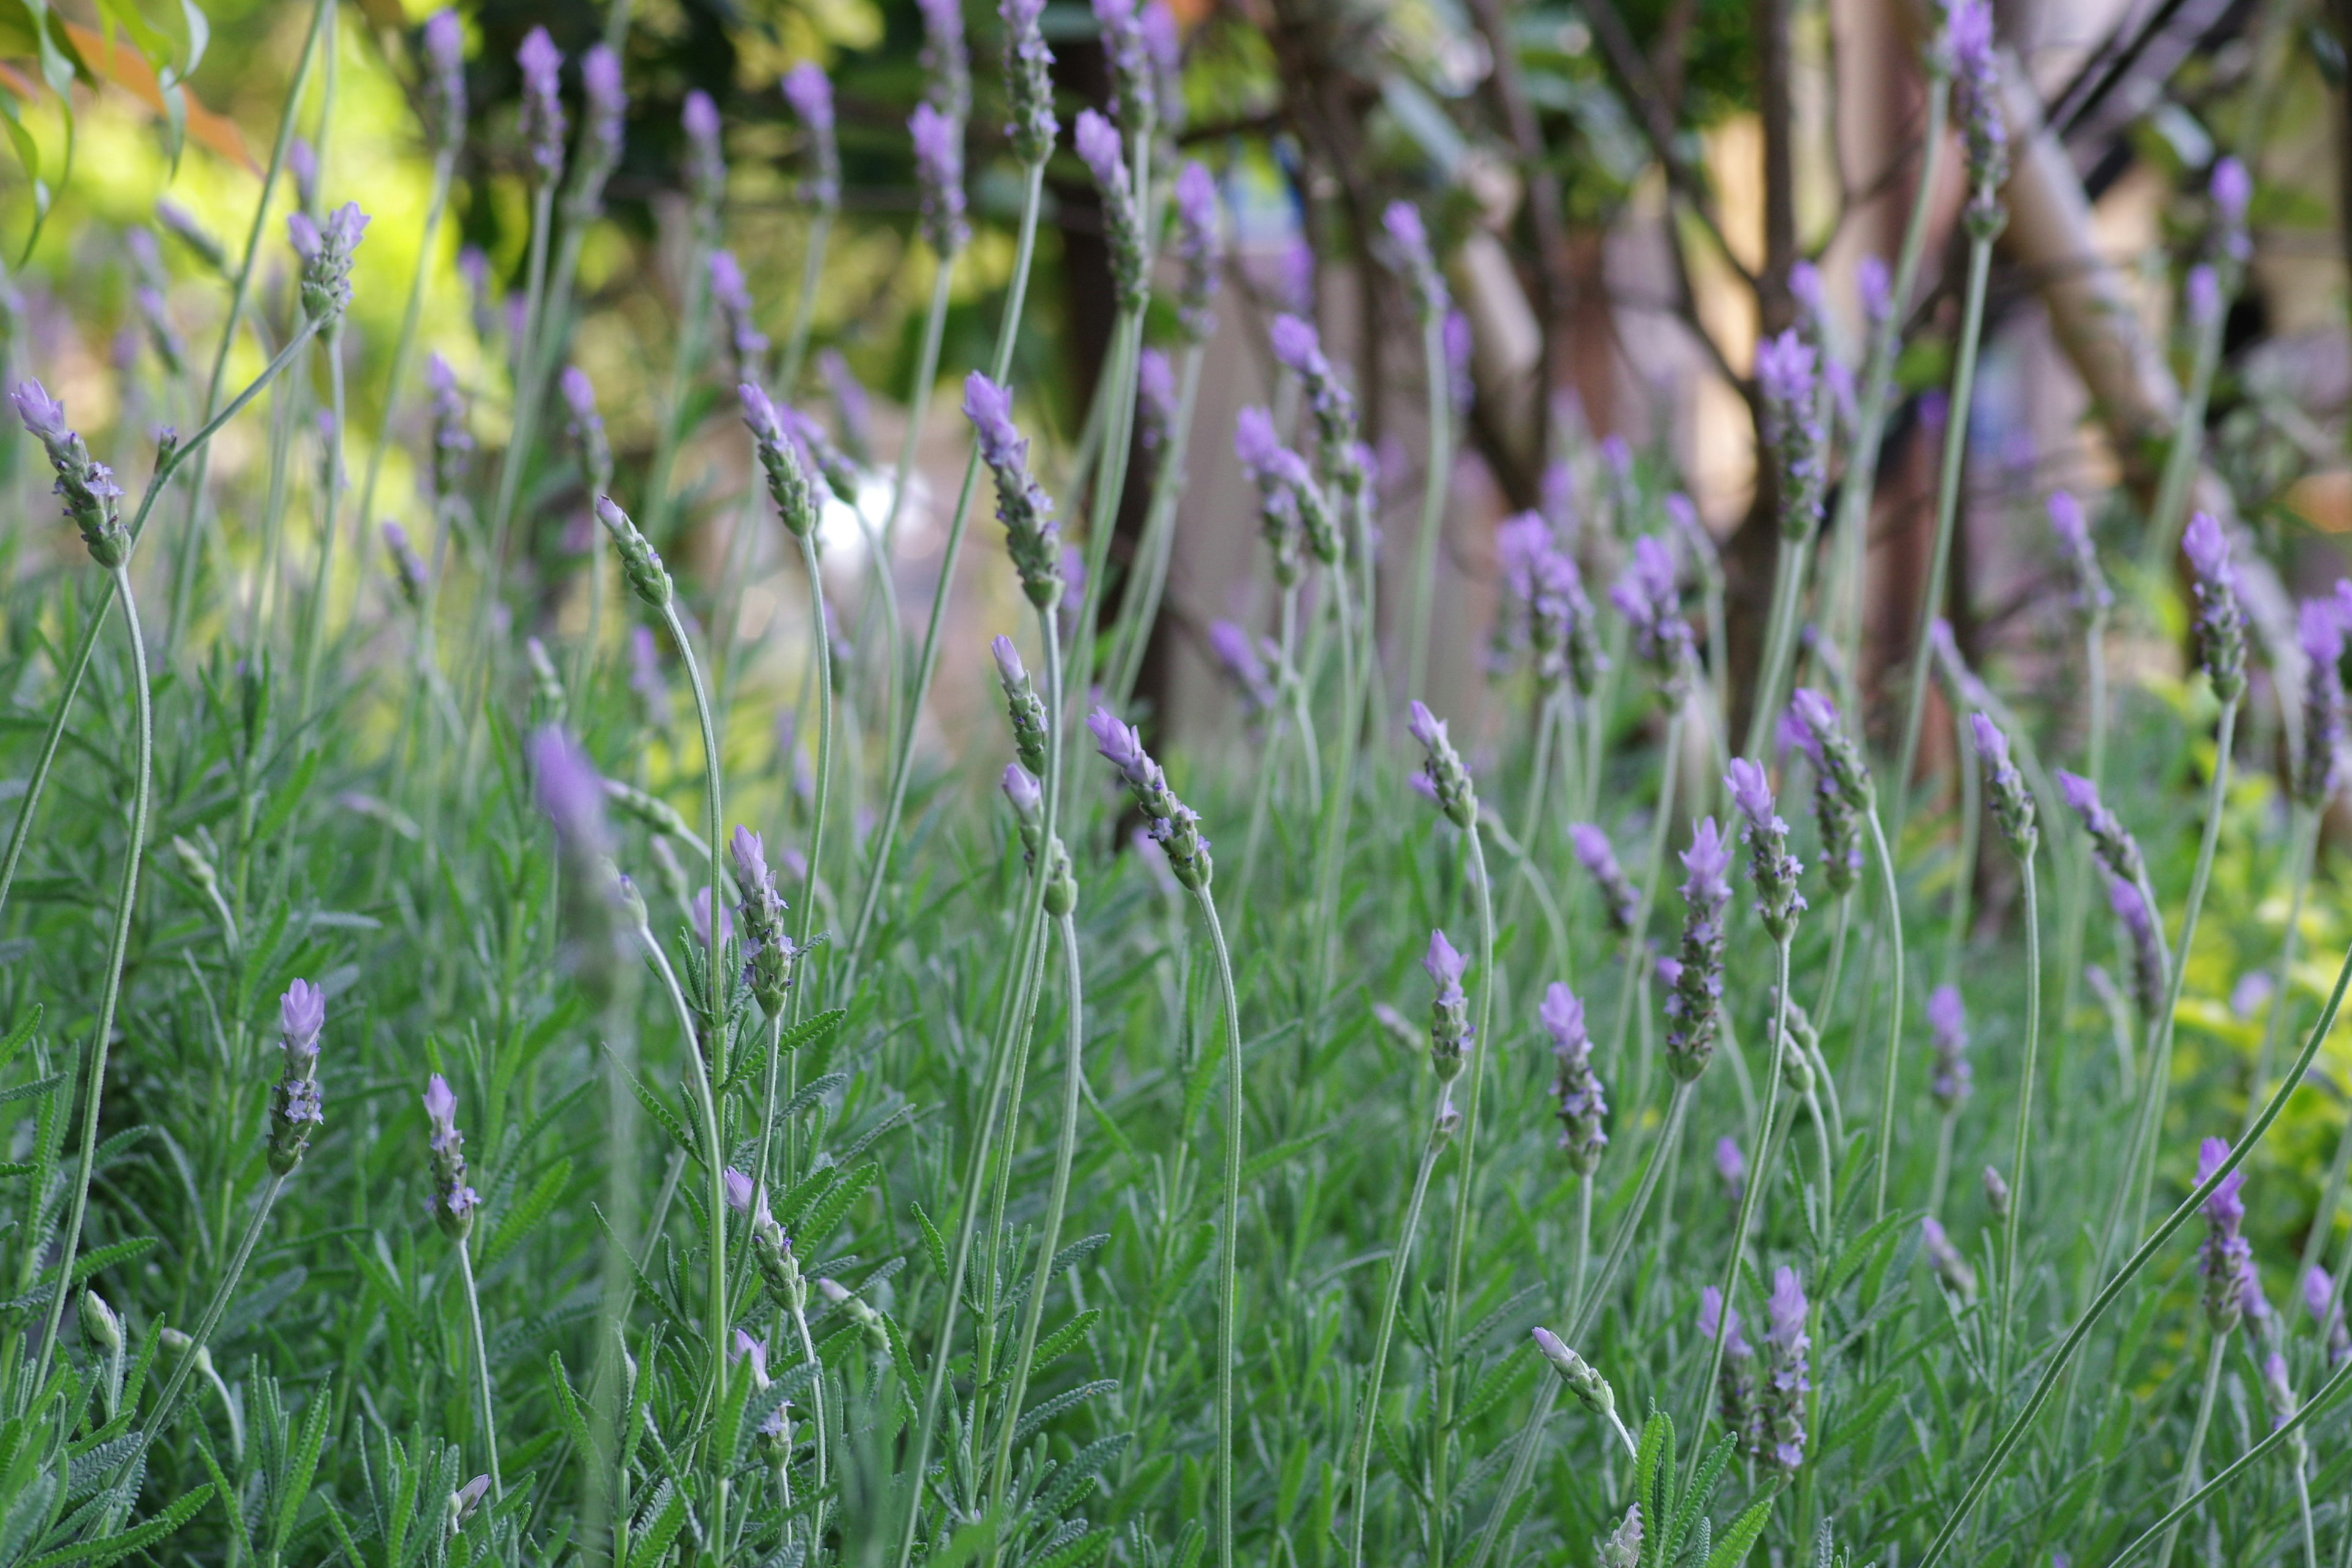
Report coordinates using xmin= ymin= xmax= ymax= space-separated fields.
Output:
xmin=1756 ymin=328 xmax=1825 ymax=540
xmin=1093 ymin=0 xmax=1154 ymax=132
xmin=1923 ymin=1216 xmax=1979 ymax=1300
xmin=781 ymin=66 xmax=838 ymax=209
xmin=2305 ymin=1267 xmax=2352 ymax=1366
xmin=1927 ymin=983 xmax=1972 ymax=1111
xmin=1544 ymin=983 xmax=1608 ymax=1174
xmin=1000 ymin=0 xmax=1058 ymax=164
xmin=1268 ymin=314 xmax=1365 ymax=506
xmin=2046 ymin=490 xmax=2112 ymax=617
xmin=2298 ymin=596 xmax=2346 ymax=807
xmin=1569 ymin=823 xmax=1642 ymax=935
xmin=1663 ymin=818 xmax=1733 ymax=1081
xmin=289 ymin=203 xmax=369 ymax=324
xmin=709 ymin=252 xmax=769 ymax=374
xmin=424 ymin=1073 xmax=480 ymax=1237
xmin=1698 ymin=1287 xmax=1758 ymax=1446
xmin=1788 ymin=688 xmax=1871 ymax=896
xmin=2057 ymin=769 xmax=2146 ymax=891
xmin=1725 ymin=756 xmax=1804 ymax=939
xmin=993 ymin=634 xmax=1051 ymax=775
xmin=1611 ymin=535 xmax=1695 ymax=697
xmin=529 ymin=725 xmax=615 ymax=861
xmin=1075 ymin=110 xmax=1147 ymax=309
xmin=2106 ymin=872 xmax=2165 ymax=1020
xmin=1381 ymin=200 xmax=1449 ymax=321
xmin=732 ymin=824 xmax=797 ymax=1012
xmin=1715 ymin=1137 xmax=1746 ymax=1204
xmin=266 ymin=981 xmax=327 ymax=1174
xmin=910 ymin=102 xmax=970 ymax=254
xmin=1088 ymin=707 xmax=1210 ymax=889
xmin=567 ymin=45 xmax=627 ymax=219
xmin=1760 ymin=1266 xmax=1811 ymax=1473
xmin=741 ymin=382 xmax=822 ymax=539
xmin=1530 ymin=1326 xmax=1616 ymax=1419
xmin=2198 ymin=1136 xmax=2254 ymax=1335
xmin=963 ymin=372 xmax=1062 ymax=606
xmin=12 ymin=380 xmax=127 ymax=565
xmin=1972 ymin=712 xmax=2037 ymax=859
xmin=1172 ymin=161 xmax=1222 ymax=341
xmin=1983 ymin=1164 xmax=2011 ymax=1222
xmin=1423 ymin=929 xmax=1472 ymax=1079
xmin=1950 ymin=0 xmax=2008 ymax=227
xmin=423 ymin=10 xmax=467 ymax=148
xmin=917 ymin=0 xmax=970 ymax=122
xmin=2180 ymin=511 xmax=2248 ymax=700
xmin=1407 ymin=699 xmax=1477 ymax=829
xmin=517 ymin=26 xmax=567 ymax=178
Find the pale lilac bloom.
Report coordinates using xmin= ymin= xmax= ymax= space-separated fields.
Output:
xmin=517 ymin=27 xmax=567 ymax=177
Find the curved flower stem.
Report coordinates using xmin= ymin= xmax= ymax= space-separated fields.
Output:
xmin=1467 ymin=1081 xmax=1695 ymax=1568
xmin=1608 ymin=707 xmax=1686 ymax=1091
xmin=2244 ymin=801 xmax=2318 ymax=1135
xmin=983 ymin=907 xmax=1089 ymax=1545
xmin=777 ymin=207 xmax=839 ymax=401
xmin=2109 ymin=697 xmax=2239 ymax=1255
xmin=1892 ymin=226 xmax=1995 ymax=838
xmin=1106 ymin=341 xmax=1207 ymax=710
xmin=1193 ymin=883 xmax=1246 ymax=1568
xmin=1917 ymin=924 xmax=2352 ymax=1568
xmin=1826 ymin=75 xmax=1949 ymax=684
xmin=1813 ymin=894 xmax=1852 ymax=1037
xmin=2150 ymin=1335 xmax=2229 ymax=1568
xmin=1344 ymin=1114 xmax=1447 ymax=1568
xmin=1686 ymin=937 xmax=1792 ymax=1487
xmin=455 ymin=1239 xmax=505 ymax=1499
xmin=34 ymin=567 xmax=153 ymax=1387
xmin=1997 ymin=858 xmax=2043 ymax=1395
xmin=1866 ymin=805 xmax=1908 ymax=1223
xmin=1431 ymin=827 xmax=1500 ymax=1535
xmin=1404 ymin=309 xmax=1452 ymax=704
xmin=854 ymin=161 xmax=1045 ymax=960
xmin=790 ymin=532 xmax=834 ymax=1021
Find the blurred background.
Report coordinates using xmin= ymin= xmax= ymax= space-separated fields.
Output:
xmin=1 ymin=0 xmax=2348 ymax=782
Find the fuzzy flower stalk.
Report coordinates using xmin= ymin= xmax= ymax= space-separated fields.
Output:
xmin=1076 ymin=110 xmax=1147 ymax=313
xmin=1662 ymin=818 xmax=1732 ymax=1081
xmin=2198 ymin=1137 xmax=2255 ymax=1335
xmin=2297 ymin=598 xmax=2345 ymax=805
xmin=731 ymin=827 xmax=799 ymax=1015
xmin=1407 ymin=701 xmax=1477 ymax=829
xmin=1545 ymin=984 xmax=1608 ymax=1174
xmin=1973 ymin=712 xmax=2038 ymax=859
xmin=12 ymin=381 xmax=128 ymax=567
xmin=1091 ymin=710 xmax=1210 ymax=890
xmin=1788 ymin=688 xmax=1871 ymax=896
xmin=1172 ymin=162 xmax=1221 ymax=341
xmin=911 ymin=103 xmax=970 ymax=255
xmin=1570 ymin=824 xmax=1643 ymax=935
xmin=993 ymin=636 xmax=1051 ymax=777
xmin=2183 ymin=512 xmax=2248 ymax=703
xmin=1757 ymin=330 xmax=1825 ymax=540
xmin=424 ymin=1074 xmax=480 ymax=1237
xmin=267 ymin=981 xmax=327 ymax=1174
xmin=1611 ymin=536 xmax=1696 ymax=701
xmin=1725 ymin=758 xmax=1804 ymax=940
xmin=1000 ymin=0 xmax=1058 ymax=165
xmin=782 ymin=65 xmax=839 ymax=211
xmin=965 ymin=373 xmax=1063 ymax=608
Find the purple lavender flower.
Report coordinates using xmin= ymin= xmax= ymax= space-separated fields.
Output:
xmin=424 ymin=1073 xmax=480 ymax=1235
xmin=565 ymin=44 xmax=627 ymax=219
xmin=1093 ymin=0 xmax=1154 ymax=132
xmin=630 ymin=625 xmax=672 ymax=729
xmin=2058 ymin=769 xmax=2146 ymax=891
xmin=267 ymin=981 xmax=327 ymax=1173
xmin=1611 ymin=535 xmax=1695 ymax=696
xmin=1928 ymin=984 xmax=1972 ymax=1111
xmin=1075 ymin=110 xmax=1146 ymax=309
xmin=1972 ymin=712 xmax=2037 ymax=859
xmin=288 ymin=202 xmax=369 ymax=323
xmin=709 ymin=252 xmax=769 ymax=374
xmin=692 ymin=885 xmax=736 ymax=948
xmin=1233 ymin=405 xmax=1330 ymax=579
xmin=1136 ymin=347 xmax=1177 ymax=455
xmin=2182 ymin=511 xmax=2247 ymax=701
xmin=1599 ymin=1506 xmax=1643 ymax=1568
xmin=1269 ymin=314 xmax=1367 ymax=508
xmin=1716 ymin=1136 xmax=1747 ymax=1204
xmin=1923 ymin=1215 xmax=1979 ymax=1300
xmin=383 ymin=521 xmax=429 ymax=609
xmin=911 ymin=102 xmax=970 ymax=254
xmin=1173 ymin=160 xmax=1221 ymax=340
xmin=2297 ymin=596 xmax=2345 ymax=805
xmin=730 ymin=825 xmax=797 ymax=1009
xmin=1423 ymin=929 xmax=1472 ymax=1077
xmin=1789 ymin=689 xmax=1870 ymax=895
xmin=288 ymin=137 xmax=320 ymax=211
xmin=1000 ymin=0 xmax=1057 ymax=164
xmin=1698 ymin=1287 xmax=1758 ymax=1443
xmin=2198 ymin=1136 xmax=2254 ymax=1335
xmin=1544 ymin=982 xmax=1608 ymax=1174
xmin=740 ymin=382 xmax=824 ymax=540
xmin=517 ymin=27 xmax=567 ymax=179
xmin=529 ymin=725 xmax=615 ymax=860
xmin=560 ymin=364 xmax=610 ymax=491
xmin=1725 ymin=756 xmax=1805 ymax=939
xmin=991 ymin=634 xmax=1050 ymax=775
xmin=1984 ymin=1162 xmax=2011 ymax=1218
xmin=1950 ymin=0 xmax=2008 ymax=221
xmin=1570 ymin=823 xmax=1642 ymax=935
xmin=1756 ymin=329 xmax=1826 ymax=540
xmin=422 ymin=10 xmax=467 ymax=146
xmin=1858 ymin=253 xmax=1893 ymax=327
xmin=1208 ymin=620 xmax=1279 ymax=715
xmin=1002 ymin=763 xmax=1042 ymax=822
xmin=1760 ymin=1266 xmax=1811 ymax=1472
xmin=1382 ymin=199 xmax=1449 ymax=320
xmin=1090 ymin=707 xmax=1210 ymax=889
xmin=2045 ymin=490 xmax=2111 ymax=618
xmin=1444 ymin=309 xmax=1475 ymax=418
xmin=11 ymin=380 xmax=126 ymax=565
xmin=2211 ymin=156 xmax=2252 ymax=265
xmin=2105 ymin=872 xmax=2165 ymax=1021
xmin=1407 ymin=699 xmax=1476 ymax=829
xmin=1141 ymin=1 xmax=1183 ymax=129
xmin=1663 ymin=818 xmax=1733 ymax=1080
xmin=918 ymin=0 xmax=970 ymax=122
xmin=963 ymin=372 xmax=1062 ymax=606
xmin=2184 ymin=263 xmax=2222 ymax=328
xmin=780 ymin=66 xmax=838 ymax=208
xmin=2305 ymin=1267 xmax=2351 ymax=1366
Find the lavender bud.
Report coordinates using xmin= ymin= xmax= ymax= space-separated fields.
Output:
xmin=1983 ymin=1163 xmax=2011 ymax=1220
xmin=1000 ymin=0 xmax=1058 ymax=166
xmin=1758 ymin=1266 xmax=1811 ymax=1473
xmin=731 ymin=826 xmax=798 ymax=1012
xmin=1136 ymin=346 xmax=1177 ymax=456
xmin=1716 ymin=1136 xmax=1746 ymax=1205
xmin=2058 ymin=769 xmax=2147 ymax=891
xmin=1208 ymin=621 xmax=1280 ymax=715
xmin=423 ymin=1073 xmax=481 ymax=1237
xmin=1381 ymin=200 xmax=1449 ymax=322
xmin=1599 ymin=1505 xmax=1643 ymax=1568
xmin=918 ymin=0 xmax=971 ymax=123
xmin=1090 ymin=707 xmax=1211 ymax=889
xmin=1789 ymin=688 xmax=1872 ymax=896
xmin=739 ymin=381 xmax=825 ymax=538
xmin=1423 ymin=929 xmax=1473 ymax=1078
xmin=1076 ymin=110 xmax=1147 ymax=311
xmin=517 ymin=28 xmax=567 ymax=179
xmin=1698 ymin=1287 xmax=1759 ymax=1444
xmin=911 ymin=103 xmax=970 ymax=255
xmin=2297 ymin=595 xmax=2346 ymax=804
xmin=1234 ymin=405 xmax=1330 ymax=579
xmin=993 ymin=633 xmax=1050 ymax=775
xmin=1530 ymin=1326 xmax=1614 ymax=1417
xmin=780 ymin=66 xmax=837 ymax=209
xmin=1093 ymin=0 xmax=1154 ymax=133
xmin=1172 ymin=161 xmax=1221 ymax=341
xmin=11 ymin=380 xmax=127 ymax=566
xmin=423 ymin=352 xmax=473 ymax=497
xmin=1972 ymin=712 xmax=2037 ymax=859
xmin=560 ymin=365 xmax=611 ymax=490
xmin=683 ymin=89 xmax=727 ymax=215
xmin=1756 ymin=328 xmax=1826 ymax=540
xmin=80 ymin=1289 xmax=123 ymax=1355
xmin=2046 ymin=489 xmax=2113 ymax=618
xmin=568 ymin=44 xmax=627 ymax=219
xmin=2198 ymin=1136 xmax=2253 ymax=1335
xmin=964 ymin=372 xmax=1063 ymax=607
xmin=709 ymin=252 xmax=769 ymax=377
xmin=2210 ymin=156 xmax=2252 ymax=265
xmin=2304 ymin=1267 xmax=2351 ymax=1366
xmin=1928 ymin=984 xmax=1972 ymax=1112
xmin=1923 ymin=1215 xmax=1978 ymax=1301
xmin=1269 ymin=314 xmax=1368 ymax=513
xmin=1569 ymin=823 xmax=1642 ymax=936
xmin=595 ymin=494 xmax=674 ymax=607
xmin=423 ymin=10 xmax=467 ymax=148
xmin=156 ymin=200 xmax=227 ymax=272
xmin=2182 ymin=511 xmax=2247 ymax=701
xmin=2105 ymin=873 xmax=2166 ymax=1021
xmin=266 ymin=980 xmax=328 ymax=1173
xmin=1664 ymin=818 xmax=1733 ymax=1081
xmin=1950 ymin=0 xmax=2008 ymax=232
xmin=1544 ymin=983 xmax=1608 ymax=1173
xmin=1725 ymin=756 xmax=1806 ymax=940
xmin=1406 ymin=699 xmax=1477 ymax=829
xmin=1611 ymin=535 xmax=1696 ymax=699
xmin=288 ymin=202 xmax=369 ymax=323
xmin=134 ymin=285 xmax=186 ymax=377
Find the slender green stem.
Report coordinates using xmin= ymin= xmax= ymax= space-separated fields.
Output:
xmin=1867 ymin=805 xmax=1908 ymax=1222
xmin=2150 ymin=1335 xmax=2229 ymax=1568
xmin=1106 ymin=340 xmax=1207 ymax=710
xmin=352 ymin=145 xmax=457 ymax=592
xmin=2245 ymin=802 xmax=2319 ymax=1134
xmin=661 ymin=605 xmax=727 ymax=1023
xmin=1431 ymin=829 xmax=1499 ymax=1543
xmin=2143 ymin=285 xmax=2230 ymax=576
xmin=455 ymin=1239 xmax=505 ymax=1498
xmin=867 ymin=258 xmax=955 ymax=761
xmin=295 ymin=323 xmax=349 ymax=725
xmin=1345 ymin=1116 xmax=1448 ymax=1568
xmin=1405 ymin=309 xmax=1451 ymax=703
xmin=34 ymin=567 xmax=153 ymax=1388
xmin=791 ymin=533 xmax=834 ymax=1017
xmin=1608 ymin=707 xmax=1686 ymax=1090
xmin=853 ymin=162 xmax=1045 ymax=960
xmin=1687 ymin=938 xmax=1792 ymax=1486
xmin=1944 ymin=711 xmax=1980 ymax=986
xmin=1310 ymin=567 xmax=1364 ymax=1014
xmin=1998 ymin=858 xmax=2043 ymax=1395
xmin=478 ymin=179 xmax=560 ymax=640
xmin=635 ymin=921 xmax=729 ymax=1414
xmin=1917 ymin=924 xmax=2352 ymax=1567
xmin=1192 ymin=885 xmax=1246 ymax=1568
xmin=1069 ymin=307 xmax=1147 ymax=721
xmin=1892 ymin=225 xmax=1995 ymax=835
xmin=777 ymin=207 xmax=838 ymax=401
xmin=1743 ymin=533 xmax=1804 ymax=763
xmin=787 ymin=1287 xmax=830 ymax=1549
xmin=1828 ymin=74 xmax=1950 ymax=682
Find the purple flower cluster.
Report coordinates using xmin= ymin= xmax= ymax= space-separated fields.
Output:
xmin=1000 ymin=0 xmax=1058 ymax=165
xmin=1381 ymin=200 xmax=1450 ymax=322
xmin=1093 ymin=0 xmax=1155 ymax=133
xmin=267 ymin=981 xmax=327 ymax=1174
xmin=1569 ymin=823 xmax=1642 ymax=937
xmin=560 ymin=365 xmax=611 ymax=492
xmin=2182 ymin=511 xmax=2247 ymax=701
xmin=1698 ymin=1287 xmax=1760 ymax=1444
xmin=1949 ymin=0 xmax=2008 ymax=225
xmin=992 ymin=635 xmax=1050 ymax=775
xmin=2058 ymin=769 xmax=2147 ymax=895
xmin=1172 ymin=161 xmax=1222 ymax=341
xmin=1756 ymin=328 xmax=1825 ymax=540
xmin=1923 ymin=1216 xmax=1978 ymax=1300
xmin=1715 ymin=1136 xmax=1746 ymax=1205
xmin=2306 ymin=1267 xmax=2351 ymax=1366
xmin=1787 ymin=689 xmax=1870 ymax=896
xmin=1234 ymin=406 xmax=1333 ymax=581
xmin=918 ymin=0 xmax=970 ymax=122
xmin=1497 ymin=513 xmax=1603 ymax=697
xmin=423 ymin=10 xmax=467 ymax=148
xmin=1725 ymin=757 xmax=1804 ymax=940
xmin=911 ymin=102 xmax=970 ymax=254
xmin=2297 ymin=595 xmax=2346 ymax=805
xmin=10 ymin=380 xmax=126 ymax=565
xmin=518 ymin=28 xmax=567 ymax=179
xmin=1760 ymin=1267 xmax=1811 ymax=1473
xmin=2210 ymin=156 xmax=2252 ymax=266
xmin=2198 ymin=1137 xmax=2255 ymax=1335
xmin=1090 ymin=708 xmax=1210 ymax=890
xmin=782 ymin=66 xmax=839 ymax=208
xmin=1611 ymin=535 xmax=1695 ymax=698
xmin=424 ymin=1073 xmax=480 ymax=1236
xmin=1971 ymin=712 xmax=2037 ymax=859
xmin=963 ymin=372 xmax=1062 ymax=607
xmin=568 ymin=45 xmax=627 ymax=219
xmin=1406 ymin=700 xmax=1477 ymax=829
xmin=1423 ymin=929 xmax=1473 ymax=1078
xmin=1270 ymin=314 xmax=1369 ymax=513
xmin=740 ymin=382 xmax=823 ymax=540
xmin=1076 ymin=110 xmax=1147 ymax=309
xmin=731 ymin=826 xmax=799 ymax=1012
xmin=1136 ymin=347 xmax=1177 ymax=455
xmin=709 ymin=252 xmax=769 ymax=375
xmin=1544 ymin=983 xmax=1608 ymax=1174
xmin=1207 ymin=621 xmax=1279 ymax=715
xmin=1662 ymin=818 xmax=1732 ymax=1081
xmin=288 ymin=202 xmax=369 ymax=323
xmin=2046 ymin=490 xmax=2113 ymax=619
xmin=383 ymin=522 xmax=429 ymax=609
xmin=1927 ymin=984 xmax=1972 ymax=1112
xmin=2105 ymin=873 xmax=2165 ymax=1020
